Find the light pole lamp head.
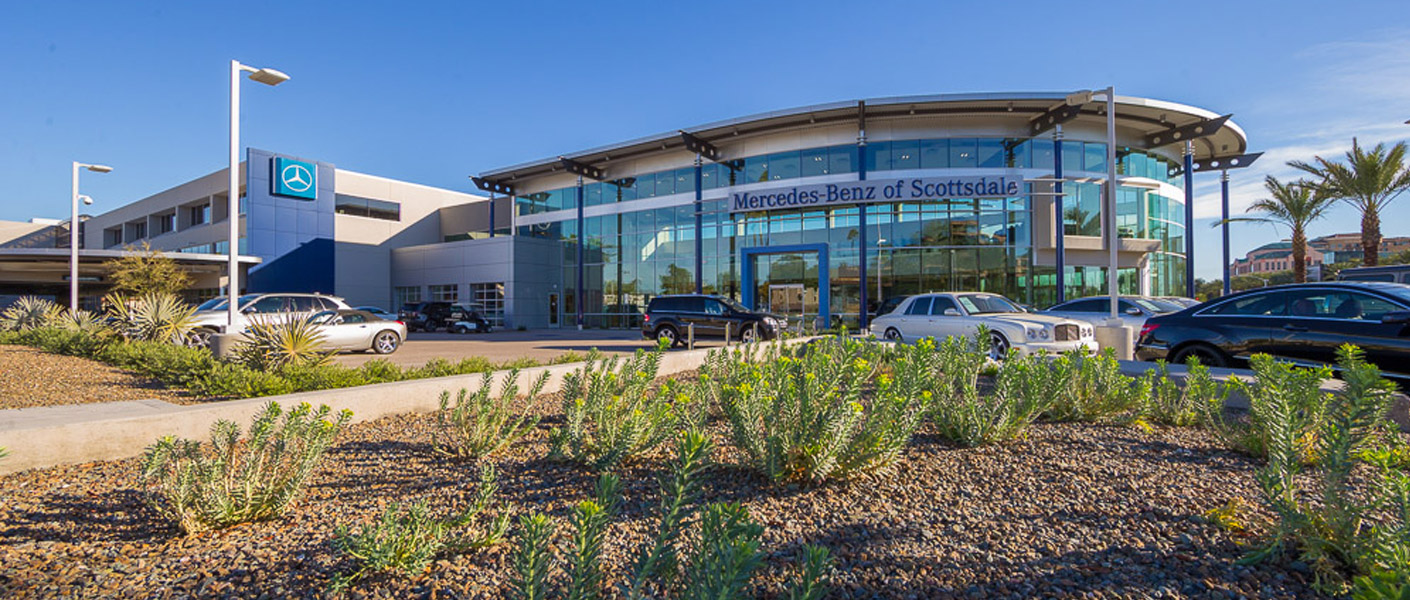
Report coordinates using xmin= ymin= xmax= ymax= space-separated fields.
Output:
xmin=1065 ymin=90 xmax=1095 ymax=106
xmin=84 ymin=164 xmax=113 ymax=173
xmin=247 ymin=68 xmax=290 ymax=86
xmin=79 ymin=194 xmax=93 ymax=205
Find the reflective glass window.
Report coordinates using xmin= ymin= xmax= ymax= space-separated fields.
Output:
xmin=768 ymin=151 xmax=801 ymax=180
xmin=700 ymin=163 xmax=720 ymax=190
xmin=920 ymin=139 xmax=949 ymax=169
xmin=1084 ymin=142 xmax=1107 ymax=172
xmin=865 ymin=141 xmax=891 ymax=173
xmin=828 ymin=145 xmax=855 ymax=174
xmin=676 ymin=168 xmax=695 ymax=195
xmin=801 ymin=147 xmax=829 ymax=177
xmin=1008 ymin=139 xmax=1029 ymax=168
xmin=1060 ymin=141 xmax=1083 ymax=175
xmin=949 ymin=138 xmax=977 ymax=168
xmin=1030 ymin=139 xmax=1054 ymax=172
xmin=891 ymin=140 xmax=920 ymax=170
xmin=976 ymin=139 xmax=1005 ymax=168
xmin=743 ymin=155 xmax=768 ymax=183
xmin=905 ymin=296 xmax=933 ymax=315
xmin=655 ymin=170 xmax=675 ymax=196
xmin=929 ymin=295 xmax=958 ymax=315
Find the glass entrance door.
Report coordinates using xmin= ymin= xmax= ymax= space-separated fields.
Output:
xmin=752 ymin=252 xmax=820 ymax=329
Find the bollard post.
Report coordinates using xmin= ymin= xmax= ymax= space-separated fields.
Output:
xmin=687 ymin=323 xmax=695 ymax=350
xmin=725 ymin=322 xmax=731 ymax=347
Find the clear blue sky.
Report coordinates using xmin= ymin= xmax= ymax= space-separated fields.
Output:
xmin=3 ymin=1 xmax=1409 ymax=279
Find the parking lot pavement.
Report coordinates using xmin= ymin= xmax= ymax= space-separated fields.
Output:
xmin=330 ymin=328 xmax=732 ymax=368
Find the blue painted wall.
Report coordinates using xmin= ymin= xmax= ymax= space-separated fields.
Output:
xmin=244 ymin=148 xmax=337 ymax=294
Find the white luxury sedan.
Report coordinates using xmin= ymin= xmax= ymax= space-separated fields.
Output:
xmin=870 ymin=292 xmax=1097 ymax=357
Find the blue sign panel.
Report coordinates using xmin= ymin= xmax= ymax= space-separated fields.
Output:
xmin=272 ymin=156 xmax=318 ymax=200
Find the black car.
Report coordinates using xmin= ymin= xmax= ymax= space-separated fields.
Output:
xmin=642 ymin=294 xmax=782 ymax=346
xmin=872 ymin=295 xmax=911 ymax=319
xmin=1135 ymin=282 xmax=1410 ymax=380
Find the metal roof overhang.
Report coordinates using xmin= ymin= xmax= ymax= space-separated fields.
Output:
xmin=478 ymin=92 xmax=1250 ymax=184
xmin=0 ymin=248 xmax=262 ymax=274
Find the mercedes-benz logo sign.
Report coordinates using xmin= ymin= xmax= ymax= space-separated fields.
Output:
xmin=281 ymin=163 xmax=314 ymax=193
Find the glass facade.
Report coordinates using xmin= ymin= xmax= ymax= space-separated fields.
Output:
xmin=511 ymin=136 xmax=1188 ymax=327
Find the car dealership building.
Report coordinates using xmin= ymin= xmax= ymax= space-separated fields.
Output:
xmin=2 ymin=93 xmax=1251 ymax=330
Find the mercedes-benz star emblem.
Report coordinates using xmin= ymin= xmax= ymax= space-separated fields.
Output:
xmin=281 ymin=164 xmax=314 ymax=193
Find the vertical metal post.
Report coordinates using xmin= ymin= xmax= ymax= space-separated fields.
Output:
xmin=856 ymin=101 xmax=869 ymax=330
xmin=1105 ymin=87 xmax=1119 ymax=321
xmin=1053 ymin=126 xmax=1066 ymax=304
xmin=687 ymin=322 xmax=695 ymax=350
xmin=488 ymin=192 xmax=496 ymax=238
xmin=576 ymin=177 xmax=584 ymax=330
xmin=694 ymin=154 xmax=704 ymax=294
xmin=70 ymin=162 xmax=80 ymax=313
xmin=227 ymin=59 xmax=242 ymax=330
xmin=1183 ymin=141 xmax=1196 ymax=298
xmin=1221 ymin=170 xmax=1231 ymax=296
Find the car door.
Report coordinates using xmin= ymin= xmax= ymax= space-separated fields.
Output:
xmin=702 ymin=299 xmax=730 ymax=337
xmin=1047 ymin=298 xmax=1106 ymax=329
xmin=898 ymin=296 xmax=934 ymax=340
xmin=1196 ymin=290 xmax=1290 ymax=360
xmin=927 ymin=295 xmax=967 ymax=341
xmin=1286 ymin=289 xmax=1410 ymax=376
xmin=335 ymin=312 xmax=376 ymax=349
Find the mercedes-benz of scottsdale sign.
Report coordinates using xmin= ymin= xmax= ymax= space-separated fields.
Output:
xmin=729 ymin=175 xmax=1024 ymax=213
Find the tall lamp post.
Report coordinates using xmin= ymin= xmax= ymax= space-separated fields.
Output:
xmin=226 ymin=60 xmax=289 ymax=330
xmin=70 ymin=162 xmax=112 ymax=313
xmin=1065 ymin=86 xmax=1130 ymax=355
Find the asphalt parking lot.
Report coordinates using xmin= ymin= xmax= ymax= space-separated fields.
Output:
xmin=330 ymin=328 xmax=732 ymax=367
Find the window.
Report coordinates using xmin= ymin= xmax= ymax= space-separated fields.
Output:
xmin=429 ymin=284 xmax=458 ymax=302
xmin=189 ymin=204 xmax=210 ymax=226
xmin=156 ymin=213 xmax=175 ymax=235
xmin=128 ymin=222 xmax=147 ymax=241
xmin=704 ymin=299 xmax=726 ymax=315
xmin=289 ymin=297 xmax=327 ymax=312
xmin=334 ymin=194 xmax=401 ymax=221
xmin=470 ymin=282 xmax=505 ymax=327
xmin=104 ymin=228 xmax=122 ymax=248
xmin=341 ymin=313 xmax=368 ymax=324
xmin=929 ymin=296 xmax=958 ymax=315
xmin=905 ymin=296 xmax=933 ymax=315
xmin=245 ymin=296 xmax=288 ymax=314
xmin=1063 ymin=298 xmax=1106 ymax=312
xmin=1207 ymin=292 xmax=1287 ymax=316
xmin=1287 ymin=291 xmax=1402 ymax=321
xmin=395 ymin=286 xmax=422 ymax=307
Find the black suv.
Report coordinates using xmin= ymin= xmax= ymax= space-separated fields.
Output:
xmin=400 ymin=302 xmax=492 ymax=333
xmin=641 ymin=294 xmax=781 ymax=346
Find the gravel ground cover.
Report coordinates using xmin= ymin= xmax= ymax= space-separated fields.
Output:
xmin=0 ymin=346 xmax=194 ymax=409
xmin=0 ymin=395 xmax=1330 ymax=600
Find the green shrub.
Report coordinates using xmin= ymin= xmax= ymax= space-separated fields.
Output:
xmin=1244 ymin=346 xmax=1400 ymax=588
xmin=433 ymin=368 xmax=548 ymax=461
xmin=105 ymin=292 xmax=199 ymax=344
xmin=233 ymin=316 xmax=333 ymax=371
xmin=1038 ymin=350 xmax=1152 ymax=423
xmin=678 ymin=502 xmax=764 ymax=599
xmin=920 ymin=331 xmax=1043 ymax=447
xmin=277 ymin=362 xmax=370 ymax=393
xmin=0 ymin=296 xmax=61 ymax=331
xmin=564 ymin=473 xmax=621 ymax=600
xmin=186 ymin=361 xmax=292 ymax=398
xmin=139 ymin=402 xmax=351 ymax=534
xmin=358 ymin=358 xmax=407 ymax=383
xmin=330 ymin=464 xmax=510 ymax=592
xmin=550 ymin=349 xmax=674 ymax=471
xmin=96 ymin=338 xmax=216 ymax=385
xmin=718 ymin=337 xmax=924 ymax=483
xmin=1143 ymin=358 xmax=1229 ymax=427
xmin=21 ymin=326 xmax=112 ymax=358
xmin=1206 ymin=354 xmax=1332 ymax=460
xmin=55 ymin=309 xmax=108 ymax=335
xmin=511 ymin=513 xmax=558 ymax=600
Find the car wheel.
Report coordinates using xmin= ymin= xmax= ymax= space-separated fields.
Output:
xmin=188 ymin=328 xmax=217 ymax=349
xmin=372 ymin=331 xmax=401 ymax=354
xmin=1171 ymin=343 xmax=1228 ymax=368
xmin=883 ymin=327 xmax=903 ymax=342
xmin=655 ymin=325 xmax=680 ymax=347
xmin=988 ymin=332 xmax=1011 ymax=360
xmin=449 ymin=324 xmax=465 ymax=334
xmin=739 ymin=323 xmax=762 ymax=344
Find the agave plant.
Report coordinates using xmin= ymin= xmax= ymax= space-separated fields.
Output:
xmin=106 ymin=293 xmax=199 ymax=344
xmin=234 ymin=315 xmax=332 ymax=371
xmin=1 ymin=296 xmax=61 ymax=331
xmin=55 ymin=308 xmax=109 ymax=335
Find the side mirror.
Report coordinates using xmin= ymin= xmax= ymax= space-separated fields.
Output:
xmin=1124 ymin=307 xmax=1144 ymax=316
xmin=1383 ymin=311 xmax=1410 ymax=325
xmin=943 ymin=308 xmax=961 ymax=317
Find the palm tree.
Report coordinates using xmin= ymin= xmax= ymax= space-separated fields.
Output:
xmin=1290 ymin=139 xmax=1410 ymax=266
xmin=1219 ymin=176 xmax=1335 ymax=283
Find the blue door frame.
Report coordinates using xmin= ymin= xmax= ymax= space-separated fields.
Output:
xmin=740 ymin=244 xmax=830 ymax=325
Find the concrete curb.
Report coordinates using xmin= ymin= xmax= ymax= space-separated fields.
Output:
xmin=0 ymin=338 xmax=814 ymax=475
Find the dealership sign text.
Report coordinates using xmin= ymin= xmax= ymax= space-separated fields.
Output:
xmin=729 ymin=175 xmax=1024 ymax=213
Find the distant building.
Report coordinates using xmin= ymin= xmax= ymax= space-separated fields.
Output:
xmin=1308 ymin=232 xmax=1410 ymax=264
xmin=1231 ymin=240 xmax=1323 ymax=276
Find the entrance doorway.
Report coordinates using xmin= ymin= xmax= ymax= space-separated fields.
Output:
xmin=548 ymin=293 xmax=559 ymax=327
xmin=741 ymin=244 xmax=830 ymax=329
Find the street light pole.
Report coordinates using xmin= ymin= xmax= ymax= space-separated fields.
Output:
xmin=226 ymin=59 xmax=289 ymax=330
xmin=1103 ymin=86 xmax=1118 ymax=322
xmin=70 ymin=161 xmax=112 ymax=313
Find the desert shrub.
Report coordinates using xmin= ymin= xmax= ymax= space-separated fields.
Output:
xmin=139 ymin=402 xmax=351 ymax=534
xmin=1245 ymin=346 xmax=1401 ymax=588
xmin=433 ymin=368 xmax=548 ymax=460
xmin=358 ymin=358 xmax=407 ymax=383
xmin=187 ymin=361 xmax=294 ymax=398
xmin=512 ymin=513 xmax=558 ymax=600
xmin=20 ymin=326 xmax=111 ymax=357
xmin=105 ymin=292 xmax=198 ymax=344
xmin=1037 ymin=350 xmax=1152 ymax=423
xmin=97 ymin=337 xmax=216 ymax=385
xmin=1143 ymin=358 xmax=1230 ymax=427
xmin=1205 ymin=354 xmax=1332 ymax=460
xmin=550 ymin=349 xmax=675 ymax=471
xmin=233 ymin=316 xmax=332 ymax=371
xmin=718 ymin=337 xmax=927 ymax=483
xmin=564 ymin=473 xmax=621 ymax=600
xmin=0 ymin=296 xmax=61 ymax=331
xmin=275 ymin=362 xmax=370 ymax=393
xmin=331 ymin=464 xmax=510 ymax=591
xmin=55 ymin=308 xmax=108 ymax=335
xmin=915 ymin=330 xmax=1044 ymax=447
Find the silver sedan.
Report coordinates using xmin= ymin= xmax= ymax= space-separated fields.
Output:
xmin=308 ymin=309 xmax=406 ymax=354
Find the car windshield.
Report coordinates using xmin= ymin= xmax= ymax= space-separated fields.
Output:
xmin=1133 ymin=298 xmax=1181 ymax=313
xmin=197 ymin=294 xmax=261 ymax=311
xmin=719 ymin=297 xmax=751 ymax=313
xmin=955 ymin=294 xmax=1022 ymax=314
xmin=1376 ymin=285 xmax=1410 ymax=305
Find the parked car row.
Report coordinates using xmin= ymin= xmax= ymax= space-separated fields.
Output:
xmin=398 ymin=301 xmax=492 ymax=334
xmin=189 ymin=293 xmax=409 ymax=355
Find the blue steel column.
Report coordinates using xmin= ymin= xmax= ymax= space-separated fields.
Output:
xmin=1221 ymin=170 xmax=1231 ymax=296
xmin=576 ymin=177 xmax=584 ymax=330
xmin=1053 ymin=126 xmax=1066 ymax=304
xmin=1183 ymin=141 xmax=1195 ymax=298
xmin=857 ymin=125 xmax=869 ymax=330
xmin=694 ymin=155 xmax=703 ymax=294
xmin=488 ymin=192 xmax=496 ymax=238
